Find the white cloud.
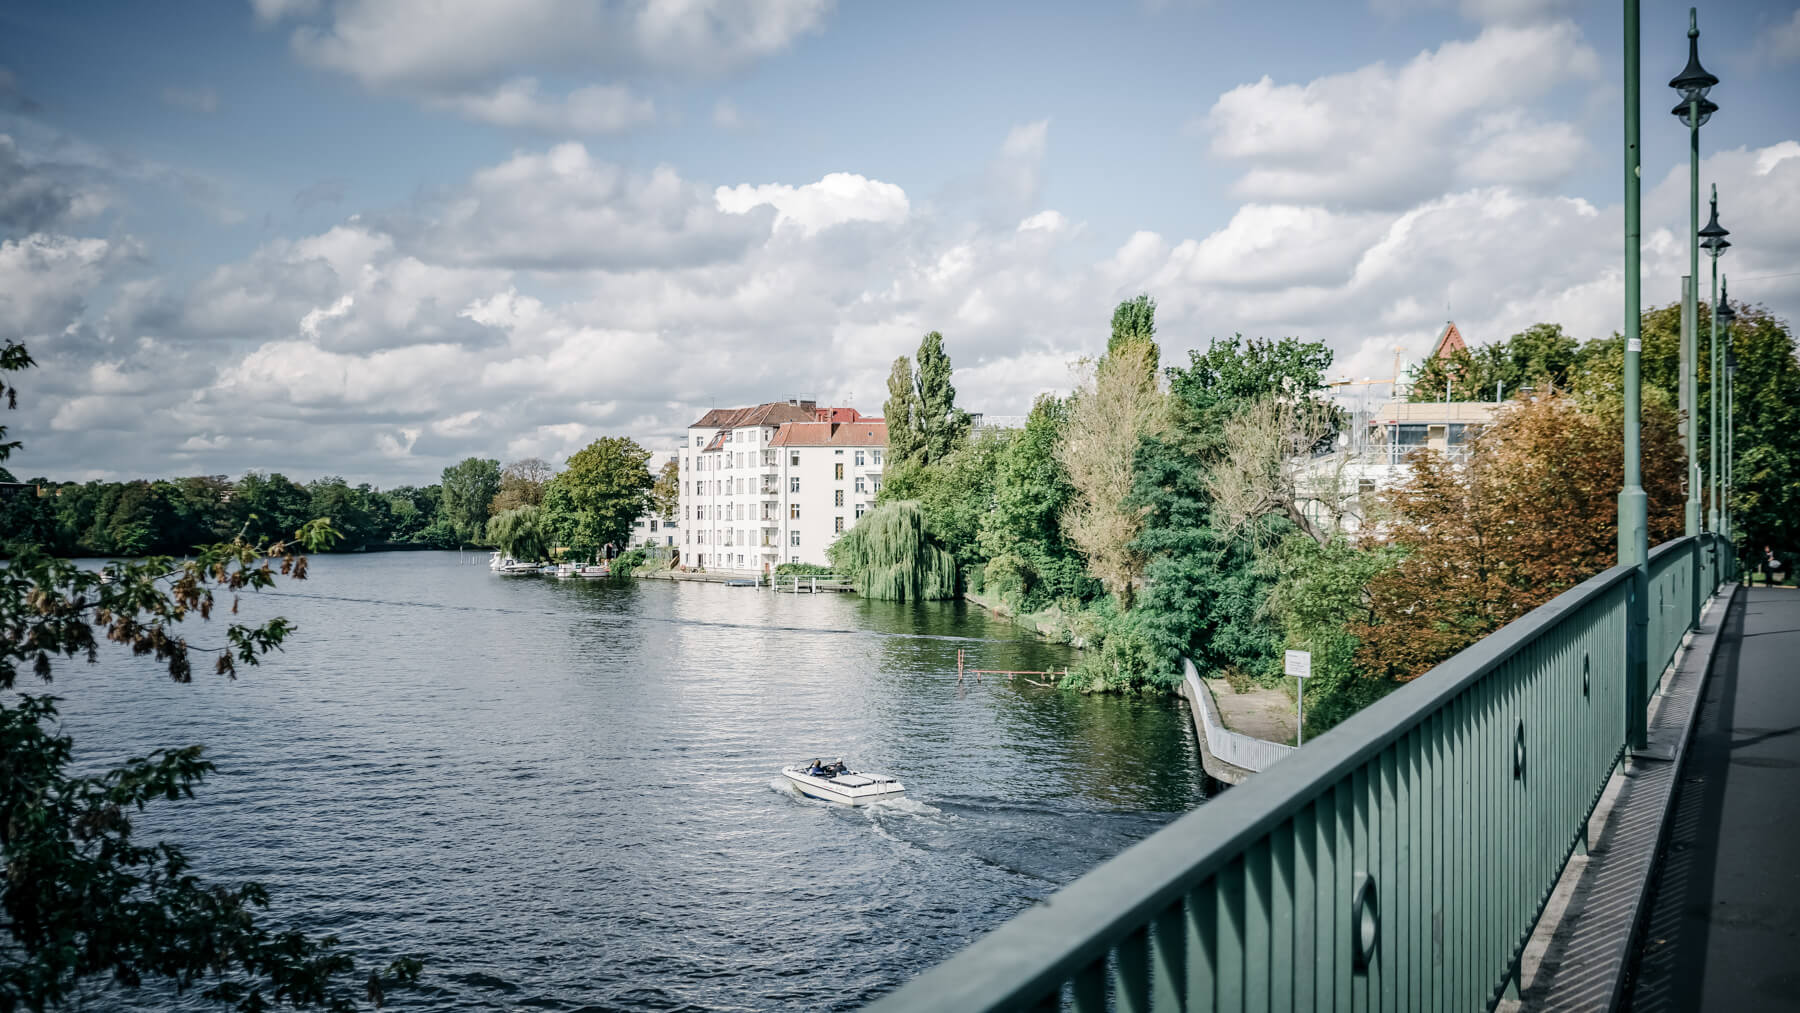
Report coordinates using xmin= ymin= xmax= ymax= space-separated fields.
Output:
xmin=425 ymin=78 xmax=654 ymax=133
xmin=262 ymin=0 xmax=831 ymax=126
xmin=714 ymin=173 xmax=908 ymax=235
xmin=713 ymin=99 xmax=744 ymax=130
xmin=0 ymin=233 xmax=117 ymax=340
xmin=1205 ymin=22 xmax=1598 ymax=207
xmin=405 ymin=143 xmax=771 ymax=270
xmin=1017 ymin=210 xmax=1068 ymax=233
xmin=1752 ymin=8 xmax=1800 ymax=67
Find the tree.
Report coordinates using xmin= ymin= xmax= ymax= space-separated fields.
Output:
xmin=1357 ymin=394 xmax=1684 ymax=681
xmin=1262 ymin=535 xmax=1401 ymax=733
xmin=0 ymin=340 xmax=419 ymax=1010
xmin=1206 ymin=394 xmax=1348 ymax=545
xmin=827 ymin=500 xmax=957 ymax=601
xmin=541 ymin=438 xmax=653 ymax=558
xmin=914 ymin=331 xmax=969 ymax=465
xmin=1411 ymin=323 xmax=1578 ymax=403
xmin=439 ymin=457 xmax=500 ymax=544
xmin=649 ymin=458 xmax=679 ymax=520
xmin=883 ymin=355 xmax=922 ymax=468
xmin=977 ymin=395 xmax=1095 ymax=611
xmin=236 ymin=473 xmax=315 ymax=547
xmin=1121 ymin=334 xmax=1335 ymax=686
xmin=897 ymin=429 xmax=1012 ymax=587
xmin=488 ymin=457 xmax=554 ymax=516
xmin=1108 ymin=292 xmax=1158 ymax=359
xmin=307 ymin=477 xmax=379 ymax=551
xmin=1059 ymin=336 xmax=1167 ymax=607
xmin=486 ymin=505 xmax=551 ymax=562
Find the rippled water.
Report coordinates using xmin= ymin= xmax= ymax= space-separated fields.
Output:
xmin=48 ymin=552 xmax=1205 ymax=1011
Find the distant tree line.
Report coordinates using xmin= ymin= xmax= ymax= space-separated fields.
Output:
xmin=2 ymin=440 xmax=662 ymax=560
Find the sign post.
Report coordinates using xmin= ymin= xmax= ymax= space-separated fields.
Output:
xmin=1284 ymin=649 xmax=1312 ymax=746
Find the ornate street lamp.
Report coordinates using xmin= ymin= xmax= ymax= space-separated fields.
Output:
xmin=1671 ymin=6 xmax=1718 ymax=536
xmin=1699 ymin=185 xmax=1729 ymax=531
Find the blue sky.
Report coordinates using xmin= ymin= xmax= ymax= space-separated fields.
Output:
xmin=3 ymin=0 xmax=1798 ymax=484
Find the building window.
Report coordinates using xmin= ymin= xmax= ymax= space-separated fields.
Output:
xmin=834 ymin=463 xmax=844 ymax=480
xmin=855 ymin=504 xmax=865 ymax=519
xmin=790 ymin=556 xmax=799 ymax=564
xmin=835 ymin=516 xmax=845 ymax=533
xmin=855 ymin=450 xmax=865 ymax=466
xmin=834 ymin=489 xmax=844 ymax=507
xmin=791 ymin=504 xmax=801 ymax=519
xmin=872 ymin=477 xmax=882 ymax=492
xmin=790 ymin=530 xmax=800 ymax=546
xmin=872 ymin=449 xmax=882 ymax=465
xmin=855 ymin=477 xmax=865 ymax=493
xmin=790 ymin=477 xmax=800 ymax=493
xmin=790 ymin=451 xmax=800 ymax=466
xmin=649 ymin=519 xmax=658 ymax=531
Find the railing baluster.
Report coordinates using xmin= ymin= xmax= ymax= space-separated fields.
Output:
xmin=1071 ymin=958 xmax=1107 ymax=1013
xmin=1150 ymin=901 xmax=1185 ymax=1011
xmin=1115 ymin=926 xmax=1151 ymax=1013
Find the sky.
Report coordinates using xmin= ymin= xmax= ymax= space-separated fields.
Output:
xmin=2 ymin=0 xmax=1798 ymax=486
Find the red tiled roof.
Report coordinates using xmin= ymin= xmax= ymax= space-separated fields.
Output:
xmin=769 ymin=420 xmax=888 ymax=448
xmin=1429 ymin=321 xmax=1467 ymax=361
xmin=689 ymin=401 xmax=817 ymax=429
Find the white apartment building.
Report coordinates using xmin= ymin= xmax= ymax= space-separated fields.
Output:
xmin=628 ymin=510 xmax=679 ymax=550
xmin=677 ymin=400 xmax=887 ymax=573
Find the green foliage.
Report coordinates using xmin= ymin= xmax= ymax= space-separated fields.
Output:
xmin=1263 ymin=535 xmax=1401 ymax=733
xmin=0 ymin=342 xmax=418 ymax=1009
xmin=1411 ymin=323 xmax=1579 ymax=402
xmin=827 ymin=500 xmax=957 ymax=601
xmin=891 ymin=429 xmax=1011 ymax=581
xmin=774 ymin=562 xmax=833 ymax=576
xmin=650 ymin=458 xmax=680 ymax=520
xmin=541 ymin=437 xmax=653 ymax=558
xmin=486 ymin=505 xmax=551 ymax=562
xmin=438 ymin=457 xmax=501 ymax=544
xmin=883 ymin=355 xmax=922 ymax=467
xmin=976 ymin=395 xmax=1095 ymax=612
xmin=914 ymin=331 xmax=970 ymax=464
xmin=1108 ymin=293 xmax=1159 ymax=362
xmin=882 ymin=333 xmax=969 ymax=473
xmin=611 ymin=547 xmax=648 ymax=577
xmin=1167 ymin=335 xmax=1334 ymax=461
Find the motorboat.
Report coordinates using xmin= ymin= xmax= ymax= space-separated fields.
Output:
xmin=571 ymin=563 xmax=610 ymax=578
xmin=780 ymin=758 xmax=906 ymax=806
xmin=489 ymin=552 xmax=542 ymax=574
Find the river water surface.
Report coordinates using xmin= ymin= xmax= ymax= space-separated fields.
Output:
xmin=53 ymin=552 xmax=1204 ymax=1011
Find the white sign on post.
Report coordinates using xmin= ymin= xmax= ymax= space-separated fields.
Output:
xmin=1285 ymin=649 xmax=1312 ymax=747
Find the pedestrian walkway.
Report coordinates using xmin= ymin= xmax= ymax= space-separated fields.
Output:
xmin=1628 ymin=587 xmax=1800 ymax=1011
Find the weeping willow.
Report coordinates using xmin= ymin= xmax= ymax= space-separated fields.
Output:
xmin=828 ymin=501 xmax=958 ymax=601
xmin=487 ymin=504 xmax=550 ymax=562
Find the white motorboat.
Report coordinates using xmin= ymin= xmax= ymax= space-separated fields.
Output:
xmin=781 ymin=759 xmax=906 ymax=806
xmin=489 ymin=552 xmax=542 ymax=574
xmin=572 ymin=563 xmax=610 ymax=578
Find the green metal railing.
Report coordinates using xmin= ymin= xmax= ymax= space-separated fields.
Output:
xmin=867 ymin=533 xmax=1734 ymax=1012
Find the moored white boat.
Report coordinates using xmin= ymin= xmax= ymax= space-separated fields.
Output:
xmin=780 ymin=759 xmax=905 ymax=806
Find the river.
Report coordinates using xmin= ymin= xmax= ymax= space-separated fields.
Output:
xmin=49 ymin=552 xmax=1205 ymax=1011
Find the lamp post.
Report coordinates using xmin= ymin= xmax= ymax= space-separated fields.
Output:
xmin=1671 ymin=6 xmax=1718 ymax=537
xmin=1621 ymin=0 xmax=1649 ymax=749
xmin=1699 ymin=186 xmax=1730 ymax=531
xmin=1720 ymin=284 xmax=1737 ymax=540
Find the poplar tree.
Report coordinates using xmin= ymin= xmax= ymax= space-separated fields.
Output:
xmin=883 ymin=354 xmax=923 ymax=467
xmin=914 ymin=331 xmax=968 ymax=465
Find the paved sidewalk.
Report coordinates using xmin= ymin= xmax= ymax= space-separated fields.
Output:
xmin=1628 ymin=587 xmax=1800 ymax=1011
